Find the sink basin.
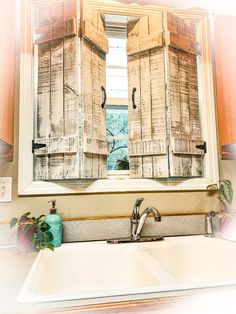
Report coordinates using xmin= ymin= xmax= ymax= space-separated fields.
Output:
xmin=18 ymin=241 xmax=171 ymax=303
xmin=148 ymin=236 xmax=236 ymax=285
xmin=18 ymin=236 xmax=236 ymax=304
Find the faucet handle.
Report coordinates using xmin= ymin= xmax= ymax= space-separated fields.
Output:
xmin=134 ymin=198 xmax=144 ymax=207
xmin=132 ymin=198 xmax=144 ymax=218
xmin=205 ymin=211 xmax=216 ymax=237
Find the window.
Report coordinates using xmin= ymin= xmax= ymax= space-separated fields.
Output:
xmin=106 ymin=30 xmax=129 ymax=173
xmin=18 ymin=0 xmax=219 ymax=194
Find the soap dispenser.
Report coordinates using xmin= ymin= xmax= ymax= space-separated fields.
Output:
xmin=45 ymin=199 xmax=62 ymax=247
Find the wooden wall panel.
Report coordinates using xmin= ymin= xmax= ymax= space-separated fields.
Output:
xmin=214 ymin=15 xmax=236 ymax=159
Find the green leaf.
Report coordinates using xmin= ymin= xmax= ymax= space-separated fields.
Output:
xmin=23 ymin=212 xmax=31 ymax=217
xmin=31 ymin=236 xmax=36 ymax=248
xmin=10 ymin=217 xmax=18 ymax=228
xmin=45 ymin=243 xmax=54 ymax=251
xmin=36 ymin=215 xmax=45 ymax=223
xmin=206 ymin=184 xmax=218 ymax=190
xmin=23 ymin=223 xmax=32 ymax=234
xmin=40 ymin=222 xmax=50 ymax=232
xmin=44 ymin=231 xmax=53 ymax=242
xmin=219 ymin=180 xmax=233 ymax=204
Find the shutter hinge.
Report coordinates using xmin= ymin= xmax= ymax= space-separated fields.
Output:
xmin=196 ymin=141 xmax=207 ymax=154
xmin=32 ymin=140 xmax=46 ymax=153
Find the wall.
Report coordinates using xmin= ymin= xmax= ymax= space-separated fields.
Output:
xmin=0 ymin=3 xmax=220 ymax=223
xmin=219 ymin=160 xmax=236 ymax=210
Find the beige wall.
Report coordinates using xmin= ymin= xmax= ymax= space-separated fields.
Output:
xmin=0 ymin=12 xmax=221 ymax=222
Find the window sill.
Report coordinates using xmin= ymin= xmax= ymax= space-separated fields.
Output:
xmin=18 ymin=177 xmax=216 ymax=195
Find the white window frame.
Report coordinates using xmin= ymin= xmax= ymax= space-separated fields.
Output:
xmin=18 ymin=0 xmax=219 ymax=195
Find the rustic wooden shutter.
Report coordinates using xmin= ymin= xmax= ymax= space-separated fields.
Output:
xmin=164 ymin=12 xmax=205 ymax=177
xmin=80 ymin=7 xmax=109 ymax=178
xmin=127 ymin=14 xmax=168 ymax=178
xmin=34 ymin=0 xmax=108 ymax=180
xmin=35 ymin=0 xmax=80 ymax=180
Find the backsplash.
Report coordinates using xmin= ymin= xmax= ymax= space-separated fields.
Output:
xmin=62 ymin=214 xmax=220 ymax=242
xmin=0 ymin=214 xmax=220 ymax=247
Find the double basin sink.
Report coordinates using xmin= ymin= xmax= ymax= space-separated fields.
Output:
xmin=18 ymin=235 xmax=236 ymax=303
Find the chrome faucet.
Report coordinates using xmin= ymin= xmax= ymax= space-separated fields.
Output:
xmin=131 ymin=198 xmax=161 ymax=240
xmin=205 ymin=211 xmax=216 ymax=237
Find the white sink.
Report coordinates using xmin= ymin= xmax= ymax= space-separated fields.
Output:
xmin=18 ymin=236 xmax=236 ymax=304
xmin=148 ymin=236 xmax=236 ymax=284
xmin=18 ymin=241 xmax=172 ymax=303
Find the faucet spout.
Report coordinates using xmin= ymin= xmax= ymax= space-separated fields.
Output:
xmin=132 ymin=207 xmax=161 ymax=240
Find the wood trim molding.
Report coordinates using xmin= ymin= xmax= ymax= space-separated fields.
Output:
xmin=86 ymin=0 xmax=208 ymax=22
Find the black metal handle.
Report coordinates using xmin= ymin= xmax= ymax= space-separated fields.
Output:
xmin=132 ymin=87 xmax=137 ymax=109
xmin=101 ymin=86 xmax=107 ymax=109
xmin=32 ymin=140 xmax=46 ymax=153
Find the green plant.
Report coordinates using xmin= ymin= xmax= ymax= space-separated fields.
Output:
xmin=10 ymin=212 xmax=54 ymax=251
xmin=207 ymin=180 xmax=233 ymax=208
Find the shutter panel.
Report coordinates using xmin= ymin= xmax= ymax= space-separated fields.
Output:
xmin=127 ymin=14 xmax=168 ymax=178
xmin=35 ymin=0 xmax=81 ymax=180
xmin=164 ymin=12 xmax=204 ymax=177
xmin=80 ymin=9 xmax=109 ymax=178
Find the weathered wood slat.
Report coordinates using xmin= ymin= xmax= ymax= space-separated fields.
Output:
xmin=128 ymin=19 xmax=144 ymax=178
xmin=129 ymin=139 xmax=166 ymax=157
xmin=166 ymin=11 xmax=200 ymax=55
xmin=81 ymin=39 xmax=93 ymax=178
xmin=36 ymin=1 xmax=77 ymax=44
xmin=98 ymin=44 xmax=108 ymax=178
xmin=150 ymin=47 xmax=168 ymax=178
xmin=81 ymin=20 xmax=108 ymax=54
xmin=128 ymin=54 xmax=143 ymax=178
xmin=49 ymin=38 xmax=64 ymax=179
xmin=64 ymin=36 xmax=80 ymax=178
xmin=171 ymin=138 xmax=205 ymax=156
xmin=34 ymin=136 xmax=78 ymax=155
xmin=64 ymin=37 xmax=78 ymax=136
xmin=140 ymin=50 xmax=153 ymax=178
xmin=127 ymin=33 xmax=163 ymax=56
xmin=166 ymin=31 xmax=201 ymax=55
xmin=84 ymin=138 xmax=109 ymax=156
xmin=91 ymin=45 xmax=99 ymax=178
xmin=35 ymin=43 xmax=51 ymax=180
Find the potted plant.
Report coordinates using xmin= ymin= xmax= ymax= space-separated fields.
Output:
xmin=207 ymin=180 xmax=235 ymax=240
xmin=10 ymin=212 xmax=54 ymax=252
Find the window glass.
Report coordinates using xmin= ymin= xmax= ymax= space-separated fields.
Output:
xmin=106 ymin=105 xmax=129 ymax=170
xmin=106 ymin=37 xmax=127 ymax=67
xmin=106 ymin=68 xmax=128 ymax=98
